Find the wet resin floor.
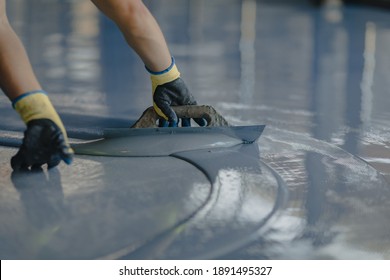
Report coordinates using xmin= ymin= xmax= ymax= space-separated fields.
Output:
xmin=1 ymin=0 xmax=390 ymax=259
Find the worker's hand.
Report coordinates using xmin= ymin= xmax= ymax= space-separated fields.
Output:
xmin=11 ymin=91 xmax=73 ymax=170
xmin=149 ymin=58 xmax=206 ymax=127
xmin=11 ymin=119 xmax=73 ymax=170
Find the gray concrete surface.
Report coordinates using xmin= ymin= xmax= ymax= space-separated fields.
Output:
xmin=1 ymin=0 xmax=389 ymax=259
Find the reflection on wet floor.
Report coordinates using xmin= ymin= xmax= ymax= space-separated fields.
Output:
xmin=1 ymin=0 xmax=390 ymax=259
xmin=255 ymin=127 xmax=390 ymax=259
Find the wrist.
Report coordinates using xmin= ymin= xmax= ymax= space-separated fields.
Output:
xmin=145 ymin=56 xmax=176 ymax=75
xmin=147 ymin=57 xmax=180 ymax=93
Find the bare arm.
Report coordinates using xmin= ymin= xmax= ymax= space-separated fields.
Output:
xmin=0 ymin=0 xmax=41 ymax=100
xmin=91 ymin=0 xmax=205 ymax=127
xmin=91 ymin=0 xmax=172 ymax=72
xmin=0 ymin=0 xmax=73 ymax=170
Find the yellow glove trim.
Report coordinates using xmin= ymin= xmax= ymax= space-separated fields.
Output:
xmin=150 ymin=63 xmax=180 ymax=120
xmin=13 ymin=91 xmax=70 ymax=143
xmin=150 ymin=63 xmax=180 ymax=93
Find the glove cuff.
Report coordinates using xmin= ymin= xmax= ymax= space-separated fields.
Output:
xmin=12 ymin=90 xmax=69 ymax=142
xmin=148 ymin=57 xmax=181 ymax=93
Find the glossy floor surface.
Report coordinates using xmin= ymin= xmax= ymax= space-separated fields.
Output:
xmin=1 ymin=0 xmax=389 ymax=259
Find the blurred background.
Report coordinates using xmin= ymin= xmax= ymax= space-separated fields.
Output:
xmin=1 ymin=0 xmax=389 ymax=259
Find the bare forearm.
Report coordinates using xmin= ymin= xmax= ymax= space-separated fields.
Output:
xmin=91 ymin=0 xmax=172 ymax=72
xmin=116 ymin=6 xmax=172 ymax=72
xmin=0 ymin=21 xmax=41 ymax=100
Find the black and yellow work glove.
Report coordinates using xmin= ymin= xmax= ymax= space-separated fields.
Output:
xmin=148 ymin=57 xmax=206 ymax=127
xmin=11 ymin=90 xmax=74 ymax=170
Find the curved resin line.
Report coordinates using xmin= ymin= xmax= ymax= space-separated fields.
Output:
xmin=112 ymin=144 xmax=287 ymax=260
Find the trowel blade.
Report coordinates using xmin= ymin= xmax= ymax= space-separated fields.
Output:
xmin=72 ymin=125 xmax=265 ymax=157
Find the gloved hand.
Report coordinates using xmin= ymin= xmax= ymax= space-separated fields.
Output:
xmin=11 ymin=91 xmax=74 ymax=170
xmin=148 ymin=57 xmax=206 ymax=127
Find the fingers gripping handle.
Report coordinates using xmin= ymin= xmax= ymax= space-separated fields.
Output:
xmin=131 ymin=105 xmax=229 ymax=128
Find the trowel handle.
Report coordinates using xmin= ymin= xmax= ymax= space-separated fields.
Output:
xmin=131 ymin=105 xmax=229 ymax=128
